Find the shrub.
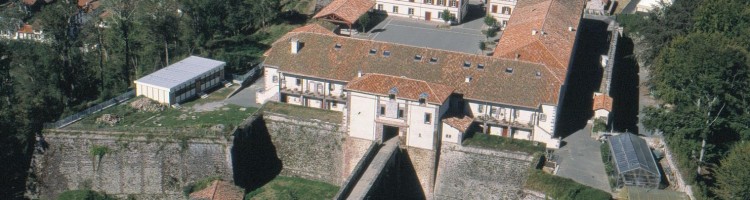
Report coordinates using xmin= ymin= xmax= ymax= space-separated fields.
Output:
xmin=58 ymin=190 xmax=115 ymax=200
xmin=525 ymin=170 xmax=611 ymax=200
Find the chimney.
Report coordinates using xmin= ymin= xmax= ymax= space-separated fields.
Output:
xmin=357 ymin=69 xmax=363 ymax=77
xmin=531 ymin=29 xmax=538 ymax=35
xmin=568 ymin=26 xmax=575 ymax=32
xmin=465 ymin=76 xmax=472 ymax=83
xmin=515 ymin=53 xmax=520 ymax=60
xmin=291 ymin=38 xmax=300 ymax=54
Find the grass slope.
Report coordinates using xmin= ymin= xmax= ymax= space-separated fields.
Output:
xmin=245 ymin=176 xmax=339 ymax=200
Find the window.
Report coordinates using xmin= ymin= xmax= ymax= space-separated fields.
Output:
xmin=492 ymin=5 xmax=498 ymax=13
xmin=505 ymin=67 xmax=514 ymax=73
xmin=383 ymin=50 xmax=391 ymax=57
xmin=398 ymin=108 xmax=405 ymax=119
xmin=478 ymin=105 xmax=484 ymax=113
xmin=437 ymin=0 xmax=445 ymax=6
xmin=424 ymin=0 xmax=433 ymax=4
xmin=272 ymin=75 xmax=279 ymax=83
xmin=450 ymin=0 xmax=458 ymax=7
xmin=490 ymin=107 xmax=496 ymax=115
xmin=369 ymin=49 xmax=377 ymax=55
xmin=424 ymin=113 xmax=432 ymax=124
xmin=408 ymin=8 xmax=415 ymax=15
xmin=414 ymin=55 xmax=422 ymax=61
xmin=296 ymin=78 xmax=302 ymax=86
xmin=502 ymin=7 xmax=512 ymax=15
xmin=429 ymin=57 xmax=438 ymax=63
xmin=393 ymin=6 xmax=398 ymax=13
xmin=463 ymin=61 xmax=471 ymax=68
xmin=389 ymin=94 xmax=396 ymax=100
xmin=332 ymin=101 xmax=338 ymax=108
xmin=380 ymin=105 xmax=386 ymax=116
xmin=446 ymin=134 xmax=452 ymax=138
xmin=540 ymin=114 xmax=547 ymax=122
xmin=329 ymin=84 xmax=335 ymax=91
xmin=477 ymin=64 xmax=485 ymax=69
xmin=514 ymin=110 xmax=520 ymax=117
xmin=377 ymin=4 xmax=383 ymax=10
xmin=334 ymin=43 xmax=342 ymax=50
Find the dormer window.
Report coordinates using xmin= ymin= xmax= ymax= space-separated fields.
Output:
xmin=477 ymin=64 xmax=485 ymax=70
xmin=419 ymin=92 xmax=428 ymax=105
xmin=369 ymin=49 xmax=377 ymax=55
xmin=414 ymin=55 xmax=422 ymax=61
xmin=505 ymin=67 xmax=514 ymax=73
xmin=429 ymin=57 xmax=438 ymax=63
xmin=463 ymin=61 xmax=471 ymax=68
xmin=334 ymin=43 xmax=342 ymax=50
xmin=389 ymin=87 xmax=398 ymax=100
xmin=383 ymin=50 xmax=391 ymax=57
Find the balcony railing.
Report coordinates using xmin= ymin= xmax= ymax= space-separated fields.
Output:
xmin=280 ymin=87 xmax=347 ymax=102
xmin=474 ymin=115 xmax=533 ymax=130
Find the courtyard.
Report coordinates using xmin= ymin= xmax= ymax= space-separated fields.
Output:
xmin=360 ymin=1 xmax=498 ymax=54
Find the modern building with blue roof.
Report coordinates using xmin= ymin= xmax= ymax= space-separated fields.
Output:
xmin=608 ymin=133 xmax=662 ymax=189
xmin=134 ymin=56 xmax=225 ymax=104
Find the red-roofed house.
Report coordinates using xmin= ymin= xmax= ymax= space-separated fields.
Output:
xmin=15 ymin=24 xmax=45 ymax=41
xmin=371 ymin=0 xmax=470 ymax=23
xmin=593 ymin=93 xmax=613 ymax=120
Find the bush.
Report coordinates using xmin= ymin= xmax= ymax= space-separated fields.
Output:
xmin=183 ymin=176 xmax=222 ymax=198
xmin=593 ymin=118 xmax=607 ymax=133
xmin=58 ymin=190 xmax=115 ymax=200
xmin=89 ymin=145 xmax=110 ymax=159
xmin=601 ymin=142 xmax=617 ymax=189
xmin=525 ymin=170 xmax=611 ymax=200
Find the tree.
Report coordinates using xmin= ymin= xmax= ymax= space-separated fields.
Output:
xmin=714 ymin=142 xmax=750 ymax=199
xmin=484 ymin=27 xmax=498 ymax=41
xmin=358 ymin=12 xmax=370 ymax=33
xmin=484 ymin=15 xmax=497 ymax=28
xmin=478 ymin=41 xmax=486 ymax=54
xmin=441 ymin=9 xmax=452 ymax=23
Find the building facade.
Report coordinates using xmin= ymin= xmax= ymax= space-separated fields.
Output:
xmin=374 ymin=0 xmax=469 ymax=23
xmin=486 ymin=0 xmax=516 ymax=28
xmin=134 ymin=56 xmax=225 ymax=105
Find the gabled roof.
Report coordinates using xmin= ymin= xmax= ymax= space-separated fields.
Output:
xmin=17 ymin=24 xmax=35 ymax=34
xmin=264 ymin=24 xmax=335 ymax=57
xmin=494 ymin=0 xmax=585 ymax=83
xmin=593 ymin=94 xmax=613 ymax=111
xmin=345 ymin=73 xmax=454 ymax=104
xmin=264 ymin=32 xmax=561 ymax=108
xmin=608 ymin=133 xmax=660 ymax=175
xmin=443 ymin=114 xmax=474 ymax=133
xmin=313 ymin=0 xmax=375 ymax=25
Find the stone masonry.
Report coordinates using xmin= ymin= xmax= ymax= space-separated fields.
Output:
xmin=30 ymin=131 xmax=233 ymax=200
xmin=434 ymin=143 xmax=536 ymax=199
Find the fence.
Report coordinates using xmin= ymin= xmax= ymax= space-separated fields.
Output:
xmin=43 ymin=90 xmax=135 ymax=129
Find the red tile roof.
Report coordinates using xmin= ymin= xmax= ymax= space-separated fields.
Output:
xmin=313 ymin=0 xmax=375 ymax=25
xmin=593 ymin=94 xmax=613 ymax=111
xmin=345 ymin=73 xmax=454 ymax=104
xmin=264 ymin=32 xmax=561 ymax=108
xmin=494 ymin=0 xmax=585 ymax=83
xmin=17 ymin=24 xmax=34 ymax=34
xmin=442 ymin=114 xmax=474 ymax=133
xmin=189 ymin=180 xmax=244 ymax=200
xmin=23 ymin=0 xmax=37 ymax=5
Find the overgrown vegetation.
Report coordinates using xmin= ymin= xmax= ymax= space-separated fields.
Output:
xmin=592 ymin=118 xmax=607 ymax=133
xmin=89 ymin=145 xmax=110 ymax=159
xmin=600 ymin=142 xmax=617 ymax=189
xmin=58 ymin=189 xmax=116 ymax=200
xmin=525 ymin=170 xmax=611 ymax=200
xmin=622 ymin=0 xmax=750 ymax=198
xmin=463 ymin=133 xmax=545 ymax=154
xmin=182 ymin=176 xmax=222 ymax=198
xmin=0 ymin=0 xmax=308 ymax=196
xmin=262 ymin=101 xmax=342 ymax=124
xmin=245 ymin=176 xmax=339 ymax=200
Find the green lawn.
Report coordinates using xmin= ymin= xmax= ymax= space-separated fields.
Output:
xmin=462 ymin=133 xmax=545 ymax=154
xmin=71 ymin=87 xmax=258 ymax=134
xmin=58 ymin=190 xmax=115 ymax=200
xmin=525 ymin=170 xmax=612 ymax=200
xmin=262 ymin=102 xmax=342 ymax=124
xmin=245 ymin=176 xmax=339 ymax=200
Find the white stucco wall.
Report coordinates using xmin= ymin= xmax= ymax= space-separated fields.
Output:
xmin=487 ymin=0 xmax=516 ymax=27
xmin=594 ymin=109 xmax=610 ymax=119
xmin=348 ymin=92 xmax=377 ymax=140
xmin=533 ymin=104 xmax=559 ymax=149
xmin=257 ymin=67 xmax=280 ymax=104
xmin=441 ymin=123 xmax=462 ymax=144
xmin=406 ymin=102 xmax=438 ymax=150
xmin=375 ymin=0 xmax=468 ymax=22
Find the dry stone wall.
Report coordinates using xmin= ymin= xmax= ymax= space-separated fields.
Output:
xmin=262 ymin=113 xmax=346 ymax=185
xmin=434 ymin=143 xmax=535 ymax=199
xmin=30 ymin=131 xmax=233 ymax=200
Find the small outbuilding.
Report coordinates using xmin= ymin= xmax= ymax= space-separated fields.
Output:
xmin=134 ymin=56 xmax=225 ymax=105
xmin=608 ymin=133 xmax=661 ymax=189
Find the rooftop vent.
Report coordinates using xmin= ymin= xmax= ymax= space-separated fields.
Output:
xmin=515 ymin=53 xmax=520 ymax=60
xmin=531 ymin=29 xmax=538 ymax=35
xmin=465 ymin=76 xmax=472 ymax=83
xmin=369 ymin=49 xmax=377 ymax=55
xmin=334 ymin=43 xmax=342 ymax=50
xmin=535 ymin=71 xmax=542 ymax=77
xmin=568 ymin=26 xmax=575 ymax=32
xmin=383 ymin=50 xmax=391 ymax=57
xmin=505 ymin=67 xmax=514 ymax=73
xmin=463 ymin=61 xmax=471 ymax=68
xmin=429 ymin=57 xmax=438 ymax=63
xmin=414 ymin=55 xmax=423 ymax=61
xmin=477 ymin=64 xmax=485 ymax=69
xmin=357 ymin=69 xmax=363 ymax=77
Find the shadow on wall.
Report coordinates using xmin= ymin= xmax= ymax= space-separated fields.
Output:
xmin=396 ymin=149 xmax=427 ymax=200
xmin=555 ymin=19 xmax=610 ymax=139
xmin=609 ymin=37 xmax=639 ymax=134
xmin=231 ymin=116 xmax=283 ymax=191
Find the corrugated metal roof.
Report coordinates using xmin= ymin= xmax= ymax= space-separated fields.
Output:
xmin=134 ymin=56 xmax=225 ymax=90
xmin=608 ymin=133 xmax=659 ymax=175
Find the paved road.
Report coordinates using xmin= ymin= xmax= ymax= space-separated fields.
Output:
xmin=555 ymin=124 xmax=612 ymax=193
xmin=225 ymin=76 xmax=264 ymax=108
